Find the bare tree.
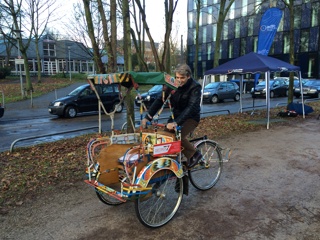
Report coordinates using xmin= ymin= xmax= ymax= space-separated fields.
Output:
xmin=130 ymin=0 xmax=148 ymax=71
xmin=82 ymin=0 xmax=105 ymax=73
xmin=213 ymin=0 xmax=234 ymax=72
xmin=97 ymin=0 xmax=117 ymax=73
xmin=121 ymin=0 xmax=135 ymax=133
xmin=2 ymin=0 xmax=36 ymax=97
xmin=27 ymin=0 xmax=57 ymax=83
xmin=281 ymin=0 xmax=295 ymax=105
xmin=193 ymin=0 xmax=201 ymax=79
xmin=133 ymin=0 xmax=178 ymax=73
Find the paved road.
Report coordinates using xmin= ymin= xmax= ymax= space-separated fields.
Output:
xmin=0 ymin=83 xmax=288 ymax=152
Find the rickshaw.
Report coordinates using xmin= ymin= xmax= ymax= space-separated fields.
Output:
xmin=84 ymin=72 xmax=226 ymax=228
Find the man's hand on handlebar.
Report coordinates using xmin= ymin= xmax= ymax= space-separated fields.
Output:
xmin=141 ymin=118 xmax=149 ymax=128
xmin=166 ymin=122 xmax=177 ymax=130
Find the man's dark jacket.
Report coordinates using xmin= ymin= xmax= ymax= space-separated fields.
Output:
xmin=146 ymin=77 xmax=201 ymax=125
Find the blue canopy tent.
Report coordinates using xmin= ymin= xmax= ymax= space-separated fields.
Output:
xmin=204 ymin=52 xmax=303 ymax=129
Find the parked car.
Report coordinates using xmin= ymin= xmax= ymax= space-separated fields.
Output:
xmin=0 ymin=91 xmax=4 ymax=118
xmin=294 ymin=80 xmax=320 ymax=98
xmin=48 ymin=84 xmax=123 ymax=118
xmin=0 ymin=104 xmax=4 ymax=118
xmin=202 ymin=81 xmax=240 ymax=104
xmin=251 ymin=79 xmax=288 ymax=98
xmin=135 ymin=85 xmax=163 ymax=107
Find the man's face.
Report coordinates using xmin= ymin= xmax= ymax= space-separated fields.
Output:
xmin=175 ymin=73 xmax=189 ymax=87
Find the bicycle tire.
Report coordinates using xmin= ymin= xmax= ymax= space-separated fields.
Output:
xmin=189 ymin=140 xmax=223 ymax=191
xmin=135 ymin=169 xmax=183 ymax=228
xmin=95 ymin=189 xmax=124 ymax=205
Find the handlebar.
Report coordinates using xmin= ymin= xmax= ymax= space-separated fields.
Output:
xmin=146 ymin=122 xmax=181 ymax=130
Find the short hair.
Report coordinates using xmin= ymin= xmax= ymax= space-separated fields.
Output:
xmin=174 ymin=64 xmax=192 ymax=77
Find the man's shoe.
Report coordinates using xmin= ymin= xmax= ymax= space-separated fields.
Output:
xmin=188 ymin=150 xmax=203 ymax=168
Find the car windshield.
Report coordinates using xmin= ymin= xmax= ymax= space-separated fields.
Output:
xmin=148 ymin=85 xmax=163 ymax=92
xmin=257 ymin=80 xmax=275 ymax=87
xmin=205 ymin=82 xmax=220 ymax=89
xmin=68 ymin=85 xmax=88 ymax=96
xmin=294 ymin=80 xmax=306 ymax=86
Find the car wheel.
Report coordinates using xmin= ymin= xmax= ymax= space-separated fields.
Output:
xmin=234 ymin=93 xmax=240 ymax=101
xmin=295 ymin=94 xmax=301 ymax=98
xmin=285 ymin=90 xmax=288 ymax=97
xmin=270 ymin=91 xmax=274 ymax=98
xmin=113 ymin=102 xmax=123 ymax=113
xmin=211 ymin=95 xmax=219 ymax=104
xmin=64 ymin=106 xmax=77 ymax=118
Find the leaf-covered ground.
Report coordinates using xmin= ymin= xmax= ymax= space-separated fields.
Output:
xmin=0 ymin=76 xmax=86 ymax=103
xmin=1 ymin=77 xmax=319 ymax=213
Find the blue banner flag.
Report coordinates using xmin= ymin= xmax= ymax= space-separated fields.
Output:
xmin=255 ymin=8 xmax=283 ymax=85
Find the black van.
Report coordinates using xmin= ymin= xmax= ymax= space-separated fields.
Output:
xmin=48 ymin=84 xmax=123 ymax=118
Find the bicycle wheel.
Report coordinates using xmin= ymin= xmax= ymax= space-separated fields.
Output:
xmin=189 ymin=140 xmax=223 ymax=191
xmin=95 ymin=189 xmax=124 ymax=205
xmin=135 ymin=169 xmax=183 ymax=228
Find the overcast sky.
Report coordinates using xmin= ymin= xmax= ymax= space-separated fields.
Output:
xmin=52 ymin=0 xmax=187 ymax=45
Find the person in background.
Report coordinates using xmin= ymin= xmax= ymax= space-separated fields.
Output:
xmin=141 ymin=64 xmax=203 ymax=168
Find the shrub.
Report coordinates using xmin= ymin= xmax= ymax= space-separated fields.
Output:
xmin=0 ymin=66 xmax=11 ymax=79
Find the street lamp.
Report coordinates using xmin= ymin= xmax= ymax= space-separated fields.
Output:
xmin=13 ymin=30 xmax=24 ymax=98
xmin=68 ymin=46 xmax=71 ymax=81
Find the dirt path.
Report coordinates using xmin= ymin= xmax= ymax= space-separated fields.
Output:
xmin=1 ymin=119 xmax=320 ymax=240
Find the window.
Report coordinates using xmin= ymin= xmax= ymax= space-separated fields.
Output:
xmin=300 ymin=30 xmax=309 ymax=52
xmin=283 ymin=34 xmax=289 ymax=54
xmin=242 ymin=0 xmax=248 ymax=16
xmin=203 ymin=27 xmax=207 ymax=43
xmin=253 ymin=37 xmax=258 ymax=52
xmin=294 ymin=6 xmax=301 ymax=29
xmin=277 ymin=17 xmax=284 ymax=32
xmin=308 ymin=58 xmax=315 ymax=78
xmin=43 ymin=42 xmax=55 ymax=57
xmin=241 ymin=38 xmax=246 ymax=56
xmin=229 ymin=2 xmax=235 ymax=20
xmin=212 ymin=24 xmax=217 ymax=41
xmin=188 ymin=11 xmax=194 ymax=29
xmin=207 ymin=7 xmax=212 ymax=25
xmin=235 ymin=19 xmax=240 ymax=38
xmin=248 ymin=17 xmax=254 ymax=36
xmin=102 ymin=85 xmax=114 ymax=94
xmin=228 ymin=41 xmax=233 ymax=58
xmin=207 ymin=44 xmax=212 ymax=60
xmin=255 ymin=0 xmax=262 ymax=14
xmin=311 ymin=2 xmax=319 ymax=27
xmin=223 ymin=23 xmax=228 ymax=40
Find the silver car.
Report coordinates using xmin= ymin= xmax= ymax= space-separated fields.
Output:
xmin=202 ymin=82 xmax=240 ymax=104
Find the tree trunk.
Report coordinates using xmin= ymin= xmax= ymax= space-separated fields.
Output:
xmin=213 ymin=0 xmax=234 ymax=82
xmin=83 ymin=0 xmax=105 ymax=74
xmin=287 ymin=0 xmax=295 ymax=106
xmin=194 ymin=0 xmax=201 ymax=79
xmin=122 ymin=0 xmax=135 ymax=133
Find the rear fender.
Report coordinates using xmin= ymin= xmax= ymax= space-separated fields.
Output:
xmin=135 ymin=157 xmax=183 ymax=188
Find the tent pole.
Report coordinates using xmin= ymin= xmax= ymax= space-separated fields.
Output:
xmin=200 ymin=75 xmax=207 ymax=113
xmin=298 ymin=71 xmax=305 ymax=118
xmin=266 ymin=71 xmax=270 ymax=129
xmin=240 ymin=75 xmax=243 ymax=113
xmin=251 ymin=73 xmax=256 ymax=115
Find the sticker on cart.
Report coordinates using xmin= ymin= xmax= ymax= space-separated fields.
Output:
xmin=153 ymin=141 xmax=181 ymax=157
